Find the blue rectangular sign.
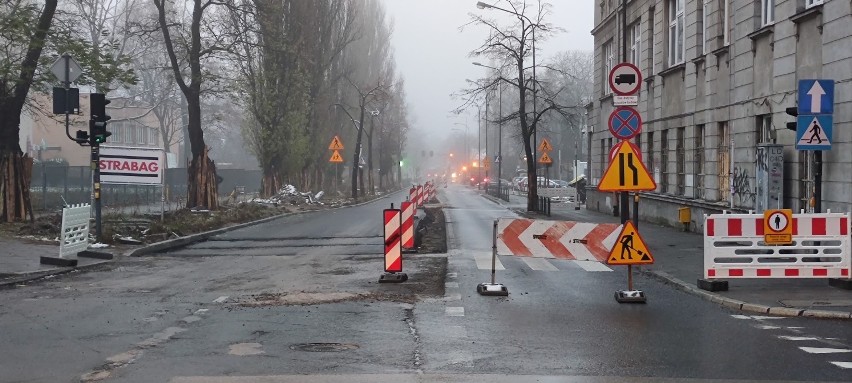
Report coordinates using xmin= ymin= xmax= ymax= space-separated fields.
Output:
xmin=796 ymin=115 xmax=832 ymax=150
xmin=798 ymin=79 xmax=834 ymax=115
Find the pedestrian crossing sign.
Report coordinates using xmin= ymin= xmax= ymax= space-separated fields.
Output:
xmin=607 ymin=221 xmax=654 ymax=265
xmin=796 ymin=115 xmax=832 ymax=150
xmin=328 ymin=135 xmax=345 ymax=150
xmin=538 ymin=138 xmax=553 ymax=152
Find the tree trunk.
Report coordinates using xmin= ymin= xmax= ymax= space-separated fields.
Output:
xmin=367 ymin=121 xmax=374 ymax=195
xmin=1 ymin=151 xmax=34 ymax=222
xmin=261 ymin=165 xmax=281 ymax=197
xmin=187 ymin=147 xmax=218 ymax=209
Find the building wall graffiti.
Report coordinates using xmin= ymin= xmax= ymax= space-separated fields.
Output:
xmin=732 ymin=167 xmax=755 ymax=206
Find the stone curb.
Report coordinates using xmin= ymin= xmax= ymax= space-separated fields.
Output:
xmin=640 ymin=268 xmax=852 ymax=320
xmin=0 ymin=259 xmax=112 ymax=290
xmin=127 ymin=189 xmax=405 ymax=257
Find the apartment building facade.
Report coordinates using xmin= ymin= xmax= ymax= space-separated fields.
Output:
xmin=587 ymin=0 xmax=851 ymax=230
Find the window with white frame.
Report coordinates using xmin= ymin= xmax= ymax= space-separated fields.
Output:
xmin=149 ymin=128 xmax=157 ymax=145
xmin=701 ymin=0 xmax=711 ymax=54
xmin=648 ymin=8 xmax=655 ymax=74
xmin=806 ymin=0 xmax=823 ymax=8
xmin=630 ymin=21 xmax=641 ymax=65
xmin=603 ymin=40 xmax=614 ymax=94
xmin=668 ymin=0 xmax=684 ymax=66
xmin=761 ymin=0 xmax=774 ymax=26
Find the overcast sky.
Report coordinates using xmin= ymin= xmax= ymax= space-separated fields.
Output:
xmin=382 ymin=0 xmax=594 ymax=139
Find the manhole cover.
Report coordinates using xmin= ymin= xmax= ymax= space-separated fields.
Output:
xmin=290 ymin=343 xmax=359 ymax=352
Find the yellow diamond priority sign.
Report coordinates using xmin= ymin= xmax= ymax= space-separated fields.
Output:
xmin=597 ymin=141 xmax=656 ymax=192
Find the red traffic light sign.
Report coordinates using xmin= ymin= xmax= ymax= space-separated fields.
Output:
xmin=608 ymin=63 xmax=642 ymax=96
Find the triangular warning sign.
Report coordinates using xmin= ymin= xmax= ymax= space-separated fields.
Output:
xmin=329 ymin=136 xmax=345 ymax=150
xmin=797 ymin=117 xmax=831 ymax=146
xmin=607 ymin=221 xmax=654 ymax=265
xmin=538 ymin=152 xmax=553 ymax=164
xmin=597 ymin=141 xmax=656 ymax=192
xmin=538 ymin=138 xmax=553 ymax=152
xmin=329 ymin=150 xmax=344 ymax=163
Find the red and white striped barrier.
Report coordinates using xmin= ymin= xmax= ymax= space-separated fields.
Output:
xmin=409 ymin=186 xmax=417 ymax=203
xmin=416 ymin=184 xmax=424 ymax=207
xmin=704 ymin=212 xmax=851 ymax=279
xmin=384 ymin=209 xmax=402 ymax=272
xmin=401 ymin=201 xmax=415 ymax=249
xmin=496 ymin=218 xmax=622 ymax=261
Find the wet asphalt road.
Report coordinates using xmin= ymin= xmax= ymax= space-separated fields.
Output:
xmin=0 ymin=186 xmax=850 ymax=382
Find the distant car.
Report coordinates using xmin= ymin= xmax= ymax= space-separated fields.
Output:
xmin=552 ymin=180 xmax=569 ymax=188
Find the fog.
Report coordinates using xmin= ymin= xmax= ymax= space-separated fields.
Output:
xmin=383 ymin=0 xmax=594 ymax=175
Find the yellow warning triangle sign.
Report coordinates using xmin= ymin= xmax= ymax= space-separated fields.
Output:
xmin=328 ymin=136 xmax=344 ymax=150
xmin=538 ymin=152 xmax=553 ymax=164
xmin=329 ymin=150 xmax=344 ymax=163
xmin=607 ymin=221 xmax=654 ymax=265
xmin=538 ymin=138 xmax=553 ymax=152
xmin=597 ymin=141 xmax=656 ymax=192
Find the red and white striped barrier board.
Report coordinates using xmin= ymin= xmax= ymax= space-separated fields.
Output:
xmin=704 ymin=212 xmax=851 ymax=279
xmin=401 ymin=201 xmax=415 ymax=249
xmin=416 ymin=185 xmax=424 ymax=207
xmin=496 ymin=218 xmax=622 ymax=261
xmin=384 ymin=209 xmax=402 ymax=272
xmin=409 ymin=186 xmax=417 ymax=203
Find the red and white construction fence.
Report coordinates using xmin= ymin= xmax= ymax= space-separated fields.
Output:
xmin=496 ymin=218 xmax=622 ymax=261
xmin=704 ymin=212 xmax=851 ymax=279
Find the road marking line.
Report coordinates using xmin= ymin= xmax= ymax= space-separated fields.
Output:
xmin=521 ymin=257 xmax=559 ymax=271
xmin=830 ymin=361 xmax=852 ymax=368
xmin=194 ymin=309 xmax=209 ymax=315
xmin=445 ymin=282 xmax=459 ymax=288
xmin=757 ymin=325 xmax=781 ymax=330
xmin=573 ymin=260 xmax=612 ymax=272
xmin=750 ymin=315 xmax=786 ymax=320
xmin=778 ymin=336 xmax=820 ymax=341
xmin=447 ymin=272 xmax=458 ymax=279
xmin=473 ymin=253 xmax=504 ymax=270
xmin=731 ymin=315 xmax=751 ymax=320
xmin=213 ymin=296 xmax=229 ymax=304
xmin=445 ymin=307 xmax=465 ymax=317
xmin=444 ymin=293 xmax=461 ymax=301
xmin=799 ymin=347 xmax=852 ymax=354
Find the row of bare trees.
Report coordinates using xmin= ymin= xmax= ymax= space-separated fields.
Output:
xmin=0 ymin=0 xmax=409 ymax=222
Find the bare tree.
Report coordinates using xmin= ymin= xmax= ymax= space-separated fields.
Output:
xmin=0 ymin=0 xmax=58 ymax=222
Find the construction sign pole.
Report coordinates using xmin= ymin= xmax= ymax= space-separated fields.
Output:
xmin=477 ymin=219 xmax=509 ymax=296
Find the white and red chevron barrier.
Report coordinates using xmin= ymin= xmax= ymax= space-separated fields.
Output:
xmin=401 ymin=201 xmax=415 ymax=249
xmin=384 ymin=209 xmax=402 ymax=272
xmin=704 ymin=212 xmax=851 ymax=279
xmin=496 ymin=218 xmax=622 ymax=261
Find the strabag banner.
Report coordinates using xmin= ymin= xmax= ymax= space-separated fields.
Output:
xmin=99 ymin=146 xmax=164 ymax=185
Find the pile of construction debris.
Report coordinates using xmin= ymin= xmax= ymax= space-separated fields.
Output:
xmin=249 ymin=185 xmax=326 ymax=206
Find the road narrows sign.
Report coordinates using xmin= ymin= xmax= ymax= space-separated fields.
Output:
xmin=607 ymin=221 xmax=654 ymax=265
xmin=764 ymin=209 xmax=793 ymax=245
xmin=329 ymin=150 xmax=344 ymax=163
xmin=598 ymin=142 xmax=655 ymax=192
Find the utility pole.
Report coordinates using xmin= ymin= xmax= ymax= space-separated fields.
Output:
xmin=619 ymin=0 xmax=630 ymax=225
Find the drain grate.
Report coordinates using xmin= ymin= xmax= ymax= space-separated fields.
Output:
xmin=290 ymin=343 xmax=359 ymax=352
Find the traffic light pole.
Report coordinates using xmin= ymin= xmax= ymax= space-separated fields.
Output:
xmin=91 ymin=145 xmax=102 ymax=241
xmin=814 ymin=151 xmax=822 ymax=213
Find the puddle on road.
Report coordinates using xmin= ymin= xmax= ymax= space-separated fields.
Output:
xmin=229 ymin=342 xmax=265 ymax=356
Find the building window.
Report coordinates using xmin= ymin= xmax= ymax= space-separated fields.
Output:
xmin=757 ymin=114 xmax=772 ymax=143
xmin=718 ymin=122 xmax=730 ymax=201
xmin=668 ymin=0 xmax=684 ymax=66
xmin=600 ymin=138 xmax=607 ymax=179
xmin=630 ymin=21 xmax=641 ymax=65
xmin=648 ymin=8 xmax=656 ymax=74
xmin=695 ymin=124 xmax=705 ymax=199
xmin=149 ymin=128 xmax=157 ymax=145
xmin=603 ymin=40 xmax=614 ymax=94
xmin=700 ymin=0 xmax=710 ymax=54
xmin=806 ymin=0 xmax=823 ymax=8
xmin=719 ymin=0 xmax=730 ymax=45
xmin=661 ymin=129 xmax=669 ymax=193
xmin=676 ymin=127 xmax=685 ymax=195
xmin=111 ymin=124 xmax=122 ymax=144
xmin=125 ymin=125 xmax=134 ymax=143
xmin=761 ymin=0 xmax=774 ymax=26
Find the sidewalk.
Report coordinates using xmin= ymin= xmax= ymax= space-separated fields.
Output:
xmin=483 ymin=190 xmax=852 ymax=319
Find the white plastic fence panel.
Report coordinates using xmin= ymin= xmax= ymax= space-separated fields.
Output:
xmin=703 ymin=212 xmax=851 ymax=279
xmin=59 ymin=203 xmax=91 ymax=258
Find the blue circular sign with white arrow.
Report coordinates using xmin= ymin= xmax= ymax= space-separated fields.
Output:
xmin=608 ymin=106 xmax=642 ymax=140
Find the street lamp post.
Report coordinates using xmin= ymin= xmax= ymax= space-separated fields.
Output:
xmin=473 ymin=61 xmax=504 ymax=197
xmin=476 ymin=1 xmax=539 ymax=205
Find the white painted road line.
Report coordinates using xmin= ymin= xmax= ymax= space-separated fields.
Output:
xmin=574 ymin=260 xmax=612 ymax=272
xmin=830 ymin=361 xmax=852 ymax=368
xmin=446 ymin=307 xmax=465 ymax=317
xmin=445 ymin=282 xmax=459 ymax=288
xmin=521 ymin=257 xmax=559 ymax=271
xmin=778 ymin=336 xmax=820 ymax=341
xmin=213 ymin=296 xmax=229 ymax=304
xmin=799 ymin=347 xmax=852 ymax=354
xmin=473 ymin=253 xmax=504 ymax=270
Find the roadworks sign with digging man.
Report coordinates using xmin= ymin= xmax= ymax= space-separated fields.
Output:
xmin=607 ymin=221 xmax=654 ymax=265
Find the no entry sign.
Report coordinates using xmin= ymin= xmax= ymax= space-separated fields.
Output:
xmin=608 ymin=106 xmax=642 ymax=140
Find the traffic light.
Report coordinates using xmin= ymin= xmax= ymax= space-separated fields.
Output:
xmin=785 ymin=106 xmax=798 ymax=131
xmin=89 ymin=93 xmax=112 ymax=145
